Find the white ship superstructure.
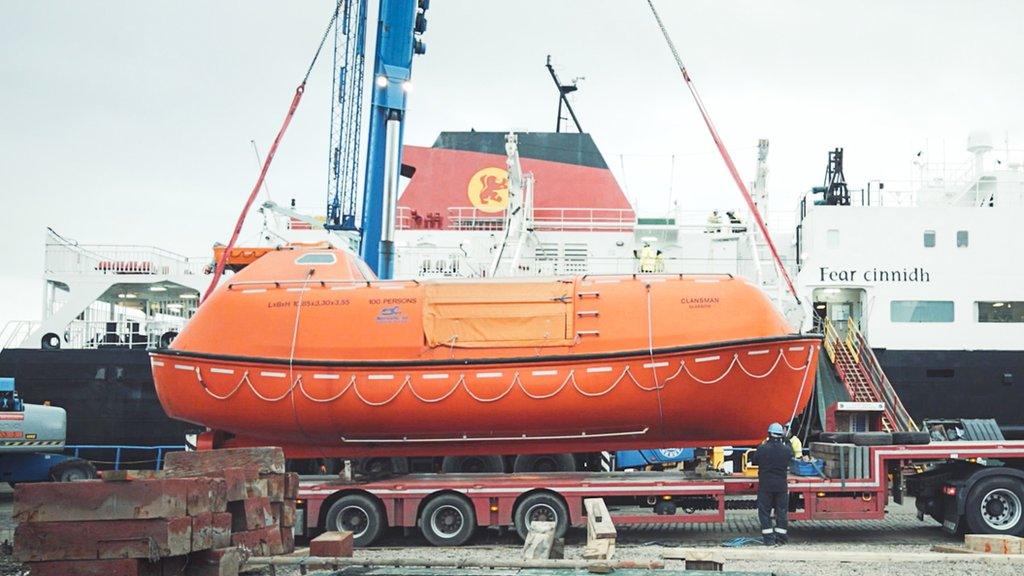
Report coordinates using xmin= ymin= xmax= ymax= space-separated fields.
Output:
xmin=794 ymin=133 xmax=1024 ymax=430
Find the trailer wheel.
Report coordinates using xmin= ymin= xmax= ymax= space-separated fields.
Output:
xmin=965 ymin=477 xmax=1024 ymax=535
xmin=441 ymin=455 xmax=504 ymax=474
xmin=513 ymin=453 xmax=576 ymax=472
xmin=419 ymin=493 xmax=476 ymax=546
xmin=513 ymin=492 xmax=569 ymax=541
xmin=324 ymin=494 xmax=386 ymax=547
xmin=49 ymin=459 xmax=97 ymax=482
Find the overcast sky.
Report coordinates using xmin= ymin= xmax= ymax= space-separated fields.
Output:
xmin=1 ymin=0 xmax=1023 ymax=325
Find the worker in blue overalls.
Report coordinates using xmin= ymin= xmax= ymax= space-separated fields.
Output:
xmin=749 ymin=422 xmax=791 ymax=545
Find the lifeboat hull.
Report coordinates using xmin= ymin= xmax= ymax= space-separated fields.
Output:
xmin=151 ymin=336 xmax=818 ymax=457
xmin=151 ymin=246 xmax=820 ymax=457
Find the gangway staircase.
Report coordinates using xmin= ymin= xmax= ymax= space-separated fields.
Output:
xmin=822 ymin=318 xmax=918 ymax=433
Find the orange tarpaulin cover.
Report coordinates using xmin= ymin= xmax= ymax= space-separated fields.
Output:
xmin=422 ymin=281 xmax=575 ymax=348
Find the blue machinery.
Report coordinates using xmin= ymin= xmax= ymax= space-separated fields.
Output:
xmin=325 ymin=0 xmax=429 ymax=279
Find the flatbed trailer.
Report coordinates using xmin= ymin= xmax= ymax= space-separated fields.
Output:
xmin=295 ymin=440 xmax=1024 ymax=546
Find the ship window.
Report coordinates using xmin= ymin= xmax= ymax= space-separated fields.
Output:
xmin=826 ymin=229 xmax=839 ymax=249
xmin=295 ymin=252 xmax=337 ymax=266
xmin=890 ymin=300 xmax=954 ymax=323
xmin=923 ymin=230 xmax=936 ymax=248
xmin=926 ymin=369 xmax=955 ymax=378
xmin=977 ymin=301 xmax=1024 ymax=323
xmin=956 ymin=230 xmax=969 ymax=248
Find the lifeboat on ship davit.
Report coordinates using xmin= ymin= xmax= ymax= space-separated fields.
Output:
xmin=150 ymin=245 xmax=820 ymax=458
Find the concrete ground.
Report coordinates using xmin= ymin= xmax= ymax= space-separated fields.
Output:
xmin=1 ymin=485 xmax=1015 ymax=576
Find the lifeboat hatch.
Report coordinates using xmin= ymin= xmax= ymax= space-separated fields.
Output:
xmin=422 ymin=280 xmax=575 ymax=348
xmin=812 ymin=287 xmax=865 ymax=335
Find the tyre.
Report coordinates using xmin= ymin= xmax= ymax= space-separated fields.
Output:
xmin=440 ymin=455 xmax=504 ymax=474
xmin=817 ymin=432 xmax=853 ymax=444
xmin=850 ymin=432 xmax=893 ymax=446
xmin=964 ymin=476 xmax=1024 ymax=535
xmin=324 ymin=493 xmax=386 ymax=547
xmin=49 ymin=459 xmax=97 ymax=482
xmin=512 ymin=453 xmax=577 ymax=473
xmin=419 ymin=493 xmax=476 ymax=546
xmin=892 ymin=431 xmax=931 ymax=445
xmin=513 ymin=492 xmax=569 ymax=541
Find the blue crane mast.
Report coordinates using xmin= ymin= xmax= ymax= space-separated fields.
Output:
xmin=325 ymin=0 xmax=428 ymax=279
xmin=325 ymin=0 xmax=369 ymax=233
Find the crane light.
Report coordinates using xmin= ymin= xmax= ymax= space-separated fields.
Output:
xmin=415 ymin=12 xmax=428 ymax=34
xmin=402 ymin=81 xmax=413 ymax=92
xmin=375 ymin=75 xmax=389 ymax=88
xmin=413 ymin=38 xmax=427 ymax=55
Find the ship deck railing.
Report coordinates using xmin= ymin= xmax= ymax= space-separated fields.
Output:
xmin=45 ymin=232 xmax=208 ymax=277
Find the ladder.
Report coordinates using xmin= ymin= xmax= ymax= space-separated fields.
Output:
xmin=823 ymin=318 xmax=918 ymax=433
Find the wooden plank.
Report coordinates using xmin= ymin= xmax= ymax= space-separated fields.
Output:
xmin=272 ymin=500 xmax=297 ymax=527
xmin=281 ymin=526 xmax=297 ymax=555
xmin=15 ymin=517 xmax=192 ymax=562
xmin=231 ymin=525 xmax=284 ymax=557
xmin=662 ymin=547 xmax=1024 ymax=563
xmin=228 ymin=497 xmax=276 ymax=531
xmin=163 ymin=447 xmax=285 ymax=475
xmin=184 ymin=547 xmax=247 ymax=576
xmin=13 ymin=479 xmax=199 ymax=522
xmin=310 ymin=531 xmax=354 ymax=558
xmin=284 ymin=472 xmax=300 ymax=499
xmin=582 ymin=539 xmax=615 ymax=561
xmin=521 ymin=521 xmax=557 ymax=560
xmin=583 ymin=497 xmax=616 ymax=561
xmin=191 ymin=512 xmax=215 ymax=552
xmin=23 ymin=559 xmax=161 ymax=576
xmin=965 ymin=534 xmax=1024 ymax=554
xmin=263 ymin=473 xmax=286 ymax=503
xmin=245 ymin=558 xmax=667 ymax=570
xmin=932 ymin=544 xmax=980 ymax=554
xmin=583 ymin=498 xmax=617 ymax=540
xmin=211 ymin=512 xmax=233 ymax=549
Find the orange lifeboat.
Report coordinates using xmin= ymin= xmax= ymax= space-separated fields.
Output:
xmin=150 ymin=245 xmax=819 ymax=457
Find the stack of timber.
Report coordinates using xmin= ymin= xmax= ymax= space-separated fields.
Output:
xmin=12 ymin=447 xmax=298 ymax=576
xmin=163 ymin=447 xmax=299 ymax=556
xmin=808 ymin=442 xmax=870 ymax=479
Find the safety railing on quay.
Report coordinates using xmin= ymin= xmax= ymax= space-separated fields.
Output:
xmin=66 ymin=444 xmax=188 ymax=471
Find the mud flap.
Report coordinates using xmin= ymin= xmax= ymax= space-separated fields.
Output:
xmin=940 ymin=497 xmax=960 ymax=534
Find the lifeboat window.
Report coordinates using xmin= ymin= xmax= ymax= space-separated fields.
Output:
xmin=890 ymin=300 xmax=953 ymax=323
xmin=295 ymin=253 xmax=337 ymax=266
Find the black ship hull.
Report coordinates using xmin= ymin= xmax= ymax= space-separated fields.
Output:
xmin=0 ymin=348 xmax=192 ymax=446
xmin=875 ymin=348 xmax=1024 ymax=435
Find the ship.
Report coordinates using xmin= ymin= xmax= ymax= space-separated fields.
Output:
xmin=794 ymin=133 xmax=1024 ymax=437
xmin=150 ymin=243 xmax=820 ymax=457
xmin=0 ymin=230 xmax=206 ymax=446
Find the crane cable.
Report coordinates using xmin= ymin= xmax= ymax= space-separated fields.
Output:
xmin=645 ymin=0 xmax=801 ymax=305
xmin=202 ymin=1 xmax=344 ymax=303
